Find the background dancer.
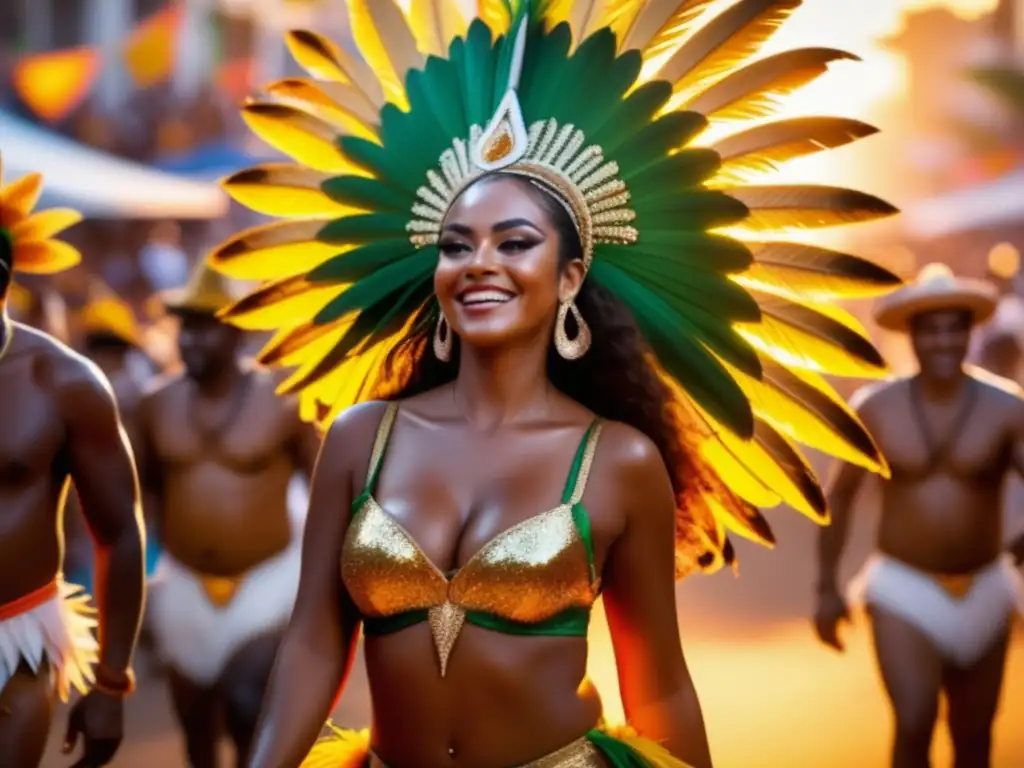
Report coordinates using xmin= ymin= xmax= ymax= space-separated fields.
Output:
xmin=816 ymin=263 xmax=1024 ymax=768
xmin=136 ymin=262 xmax=318 ymax=767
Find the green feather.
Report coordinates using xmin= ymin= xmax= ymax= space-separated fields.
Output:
xmin=570 ymin=50 xmax=643 ymax=134
xmin=403 ymin=67 xmax=461 ymax=161
xmin=320 ymin=176 xmax=410 ymax=212
xmin=591 ymin=81 xmax=672 ymax=152
xmin=416 ymin=55 xmax=468 ymax=142
xmin=602 ymin=246 xmax=760 ymax=321
xmin=535 ymin=25 xmax=612 ymax=123
xmin=316 ymin=213 xmax=410 ymax=244
xmin=614 ymin=112 xmax=709 ymax=175
xmin=377 ymin=102 xmax=440 ymax=186
xmin=365 ymin=275 xmax=435 ymax=347
xmin=456 ymin=21 xmax=496 ymax=128
xmin=308 ymin=240 xmax=418 ymax=283
xmin=338 ymin=136 xmax=418 ymax=194
xmin=592 ymin=260 xmax=754 ymax=437
xmin=315 ymin=249 xmax=436 ymax=324
xmin=584 ymin=731 xmax=650 ymax=768
xmin=519 ymin=24 xmax=572 ymax=121
xmin=632 ymin=190 xmax=748 ymax=230
xmin=599 ymin=236 xmax=752 ymax=274
xmin=621 ymin=146 xmax=719 ymax=188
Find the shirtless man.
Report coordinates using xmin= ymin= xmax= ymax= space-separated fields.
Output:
xmin=137 ymin=262 xmax=318 ymax=767
xmin=815 ymin=263 xmax=1024 ymax=768
xmin=0 ymin=171 xmax=145 ymax=767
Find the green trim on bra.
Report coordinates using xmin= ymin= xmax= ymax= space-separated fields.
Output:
xmin=362 ymin=605 xmax=591 ymax=638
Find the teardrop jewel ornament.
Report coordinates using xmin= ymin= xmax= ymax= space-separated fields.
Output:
xmin=428 ymin=600 xmax=466 ymax=677
xmin=433 ymin=312 xmax=452 ymax=361
xmin=471 ymin=89 xmax=530 ymax=172
xmin=554 ymin=299 xmax=591 ymax=360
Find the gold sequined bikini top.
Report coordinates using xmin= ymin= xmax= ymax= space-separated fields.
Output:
xmin=341 ymin=402 xmax=603 ymax=676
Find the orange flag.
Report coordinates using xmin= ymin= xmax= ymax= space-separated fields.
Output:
xmin=122 ymin=3 xmax=184 ymax=88
xmin=11 ymin=47 xmax=102 ymax=124
xmin=216 ymin=58 xmax=256 ymax=103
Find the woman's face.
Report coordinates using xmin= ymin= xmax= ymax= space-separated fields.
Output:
xmin=434 ymin=177 xmax=584 ymax=352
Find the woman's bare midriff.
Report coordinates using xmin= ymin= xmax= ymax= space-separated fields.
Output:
xmin=877 ymin=474 xmax=1004 ymax=574
xmin=364 ymin=626 xmax=603 ymax=767
xmin=159 ymin=457 xmax=294 ymax=577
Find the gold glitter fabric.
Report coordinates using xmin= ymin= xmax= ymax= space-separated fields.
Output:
xmin=340 ymin=404 xmax=603 ymax=676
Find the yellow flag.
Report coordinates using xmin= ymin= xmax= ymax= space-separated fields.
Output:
xmin=12 ymin=47 xmax=101 ymax=124
xmin=122 ymin=3 xmax=184 ymax=88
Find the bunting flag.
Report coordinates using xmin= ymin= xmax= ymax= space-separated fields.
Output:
xmin=122 ymin=3 xmax=185 ymax=88
xmin=216 ymin=58 xmax=256 ymax=103
xmin=11 ymin=47 xmax=102 ymax=124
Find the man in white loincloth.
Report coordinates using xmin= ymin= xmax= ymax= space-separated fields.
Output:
xmin=136 ymin=261 xmax=318 ymax=767
xmin=0 ymin=161 xmax=146 ymax=767
xmin=815 ymin=263 xmax=1024 ymax=768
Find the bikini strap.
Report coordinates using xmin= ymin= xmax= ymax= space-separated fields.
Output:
xmin=364 ymin=402 xmax=400 ymax=491
xmin=562 ymin=420 xmax=604 ymax=506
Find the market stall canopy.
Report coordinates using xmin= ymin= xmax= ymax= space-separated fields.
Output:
xmin=0 ymin=111 xmax=229 ymax=219
xmin=903 ymin=169 xmax=1024 ymax=240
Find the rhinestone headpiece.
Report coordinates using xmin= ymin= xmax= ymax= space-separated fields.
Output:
xmin=405 ymin=21 xmax=638 ymax=267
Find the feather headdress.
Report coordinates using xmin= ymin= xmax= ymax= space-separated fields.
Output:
xmin=209 ymin=0 xmax=901 ymax=576
xmin=0 ymin=152 xmax=83 ymax=277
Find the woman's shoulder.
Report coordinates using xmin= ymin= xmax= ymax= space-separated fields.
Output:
xmin=593 ymin=418 xmax=668 ymax=481
xmin=321 ymin=400 xmax=395 ymax=457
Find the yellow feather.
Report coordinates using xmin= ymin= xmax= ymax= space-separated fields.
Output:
xmin=242 ymin=102 xmax=363 ymax=174
xmin=736 ymin=275 xmax=873 ymax=337
xmin=620 ymin=0 xmax=715 ymax=63
xmin=739 ymin=241 xmax=902 ymax=300
xmin=218 ymin=276 xmax=347 ymax=331
xmin=722 ymin=185 xmax=899 ymax=233
xmin=685 ymin=46 xmax=857 ymax=125
xmin=11 ymin=239 xmax=82 ymax=275
xmin=708 ymin=117 xmax=877 ymax=186
xmin=407 ymin=0 xmax=468 ymax=57
xmin=221 ymin=165 xmax=361 ymax=219
xmin=298 ymin=725 xmax=371 ymax=768
xmin=477 ymin=0 xmax=513 ymax=33
xmin=263 ymin=79 xmax=379 ymax=139
xmin=655 ymin=0 xmax=801 ymax=109
xmin=258 ymin=320 xmax=349 ymax=367
xmin=0 ymin=172 xmax=43 ymax=226
xmin=9 ymin=208 xmax=83 ymax=242
xmin=718 ymin=353 xmax=886 ymax=474
xmin=208 ymin=220 xmax=344 ymax=281
xmin=737 ymin=308 xmax=887 ymax=379
xmin=284 ymin=30 xmax=384 ymax=109
xmin=348 ymin=0 xmax=424 ymax=110
xmin=601 ymin=726 xmax=696 ymax=767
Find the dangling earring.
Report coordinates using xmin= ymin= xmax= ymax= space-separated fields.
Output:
xmin=434 ymin=312 xmax=452 ymax=362
xmin=554 ymin=298 xmax=591 ymax=360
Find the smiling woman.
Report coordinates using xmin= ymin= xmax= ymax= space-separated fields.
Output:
xmin=206 ymin=1 xmax=902 ymax=767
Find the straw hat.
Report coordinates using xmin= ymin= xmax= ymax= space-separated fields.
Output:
xmin=161 ymin=260 xmax=237 ymax=316
xmin=80 ymin=278 xmax=142 ymax=348
xmin=874 ymin=262 xmax=997 ymax=332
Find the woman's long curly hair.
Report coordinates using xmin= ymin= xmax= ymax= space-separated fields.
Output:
xmin=376 ymin=173 xmax=701 ymax=525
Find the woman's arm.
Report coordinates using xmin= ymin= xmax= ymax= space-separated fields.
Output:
xmin=602 ymin=427 xmax=713 ymax=768
xmin=247 ymin=402 xmax=385 ymax=768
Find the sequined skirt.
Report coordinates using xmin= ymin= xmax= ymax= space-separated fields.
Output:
xmin=301 ymin=724 xmax=692 ymax=768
